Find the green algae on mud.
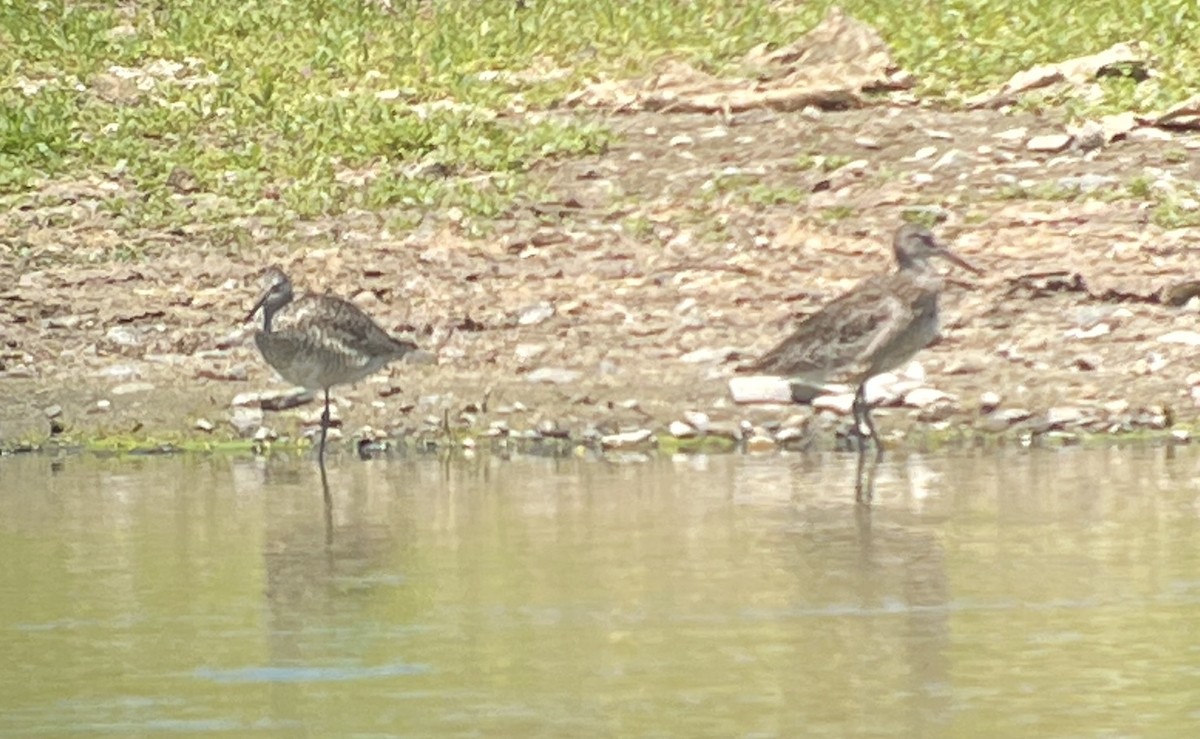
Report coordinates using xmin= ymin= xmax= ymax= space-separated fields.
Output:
xmin=1 ymin=423 xmax=1193 ymax=462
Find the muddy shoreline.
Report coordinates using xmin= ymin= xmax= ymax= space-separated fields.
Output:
xmin=3 ymin=108 xmax=1200 ymax=455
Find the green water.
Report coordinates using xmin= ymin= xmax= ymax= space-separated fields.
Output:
xmin=2 ymin=448 xmax=1199 ymax=736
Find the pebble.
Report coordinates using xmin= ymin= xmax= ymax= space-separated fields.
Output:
xmin=1103 ymin=399 xmax=1130 ymax=415
xmin=514 ymin=343 xmax=548 ymax=362
xmin=1046 ymin=406 xmax=1085 ymax=428
xmin=1026 ymin=134 xmax=1073 ymax=153
xmin=537 ymin=419 xmax=569 ymax=439
xmin=525 ymin=367 xmax=581 ymax=384
xmin=728 ymin=375 xmax=793 ymax=404
xmin=95 ymin=364 xmax=141 ymax=380
xmin=229 ymin=406 xmax=263 ymax=437
xmin=930 ymin=149 xmax=965 ymax=170
xmin=600 ymin=428 xmax=654 ymax=449
xmin=669 ymin=420 xmax=697 ymax=438
xmin=744 ymin=435 xmax=777 ymax=453
xmin=683 ymin=410 xmax=710 ymax=430
xmin=194 ymin=418 xmax=215 ymax=432
xmin=679 ymin=346 xmax=736 ymax=364
xmin=855 ymin=136 xmax=880 ymax=149
xmin=994 ymin=126 xmax=1028 ymax=142
xmin=668 ymin=134 xmax=694 ymax=147
xmin=111 ymin=381 xmax=155 ymax=396
xmin=812 ymin=393 xmax=854 ymax=415
xmin=903 ymin=387 xmax=952 ymax=408
xmin=910 ymin=145 xmax=938 ymax=161
xmin=1057 ymin=174 xmax=1117 ymax=192
xmin=42 ymin=315 xmax=82 ymax=329
xmin=917 ymin=400 xmax=957 ymax=423
xmin=774 ymin=426 xmax=807 ymax=444
xmin=705 ymin=421 xmax=743 ymax=440
xmin=979 ymin=392 xmax=1002 ymax=413
xmin=993 ymin=408 xmax=1033 ymax=425
xmin=43 ymin=404 xmax=63 ymax=419
xmin=1171 ymin=428 xmax=1191 ymax=443
xmin=1157 ymin=330 xmax=1200 ymax=346
xmin=105 ymin=326 xmax=142 ymax=347
xmin=517 ymin=301 xmax=555 ymax=326
xmin=1064 ymin=323 xmax=1111 ymax=340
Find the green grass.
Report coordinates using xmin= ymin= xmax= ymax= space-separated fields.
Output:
xmin=1 ymin=0 xmax=1198 ymax=250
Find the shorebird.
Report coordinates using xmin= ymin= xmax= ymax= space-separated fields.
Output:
xmin=741 ymin=223 xmax=982 ymax=456
xmin=246 ymin=266 xmax=419 ymax=466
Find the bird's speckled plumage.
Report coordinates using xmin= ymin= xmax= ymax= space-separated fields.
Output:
xmin=744 ymin=223 xmax=980 ymax=454
xmin=247 ymin=266 xmax=419 ymax=464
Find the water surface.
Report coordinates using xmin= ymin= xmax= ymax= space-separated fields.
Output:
xmin=2 ymin=447 xmax=1199 ymax=735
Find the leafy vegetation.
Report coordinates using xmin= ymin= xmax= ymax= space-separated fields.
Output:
xmin=0 ymin=0 xmax=1197 ymax=234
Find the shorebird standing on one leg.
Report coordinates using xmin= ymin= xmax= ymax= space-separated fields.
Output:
xmin=740 ymin=223 xmax=982 ymax=459
xmin=246 ymin=266 xmax=419 ymax=468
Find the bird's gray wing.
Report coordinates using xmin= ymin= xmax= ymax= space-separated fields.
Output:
xmin=745 ymin=278 xmax=909 ymax=380
xmin=294 ymin=296 xmax=419 ymax=360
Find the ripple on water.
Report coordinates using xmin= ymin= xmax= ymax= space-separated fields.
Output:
xmin=192 ymin=661 xmax=430 ymax=684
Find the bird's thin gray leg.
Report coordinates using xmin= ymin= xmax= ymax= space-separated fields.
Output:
xmin=853 ymin=383 xmax=883 ymax=458
xmin=317 ymin=387 xmax=331 ymax=467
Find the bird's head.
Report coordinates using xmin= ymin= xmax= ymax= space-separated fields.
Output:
xmin=246 ymin=266 xmax=294 ymax=325
xmin=893 ymin=223 xmax=982 ymax=275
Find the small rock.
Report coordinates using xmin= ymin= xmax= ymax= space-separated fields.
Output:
xmin=111 ymin=381 xmax=155 ymax=396
xmin=993 ymin=408 xmax=1033 ymax=425
xmin=669 ymin=420 xmax=697 ymax=438
xmin=1133 ymin=353 xmax=1170 ymax=374
xmin=514 ymin=343 xmax=548 ymax=362
xmin=903 ymin=387 xmax=952 ymax=408
xmin=537 ymin=419 xmax=569 ymax=439
xmin=930 ymin=149 xmax=965 ymax=171
xmin=1046 ymin=406 xmax=1085 ymax=428
xmin=917 ymin=400 xmax=957 ymax=423
xmin=728 ymin=375 xmax=793 ymax=404
xmin=230 ymin=406 xmax=264 ymax=437
xmin=1027 ymin=134 xmax=1073 ymax=153
xmin=679 ymin=346 xmax=736 ymax=364
xmin=1171 ymin=428 xmax=1190 ymax=443
xmin=194 ymin=418 xmax=215 ymax=432
xmin=525 ymin=367 xmax=581 ymax=384
xmin=95 ymin=400 xmax=111 ymax=412
xmin=95 ymin=364 xmax=141 ymax=380
xmin=1057 ymin=174 xmax=1117 ymax=192
xmin=1103 ymin=399 xmax=1130 ymax=415
xmin=42 ymin=315 xmax=82 ymax=329
xmin=43 ymin=404 xmax=63 ymax=419
xmin=705 ymin=421 xmax=743 ymax=441
xmin=683 ymin=411 xmax=710 ymax=430
xmin=855 ymin=136 xmax=880 ymax=149
xmin=668 ymin=134 xmax=694 ymax=147
xmin=1070 ymin=120 xmax=1106 ymax=151
xmin=1064 ymin=323 xmax=1111 ymax=340
xmin=600 ymin=428 xmax=654 ymax=450
xmin=517 ymin=301 xmax=555 ymax=326
xmin=994 ymin=126 xmax=1028 ymax=143
xmin=813 ymin=393 xmax=854 ymax=416
xmin=486 ymin=420 xmax=510 ymax=436
xmin=744 ymin=434 xmax=777 ymax=453
xmin=979 ymin=392 xmax=1002 ymax=413
xmin=1072 ymin=354 xmax=1101 ymax=371
xmin=774 ymin=426 xmax=807 ymax=444
xmin=105 ymin=326 xmax=142 ymax=347
xmin=1157 ymin=330 xmax=1200 ymax=346
xmin=910 ymin=145 xmax=938 ymax=161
